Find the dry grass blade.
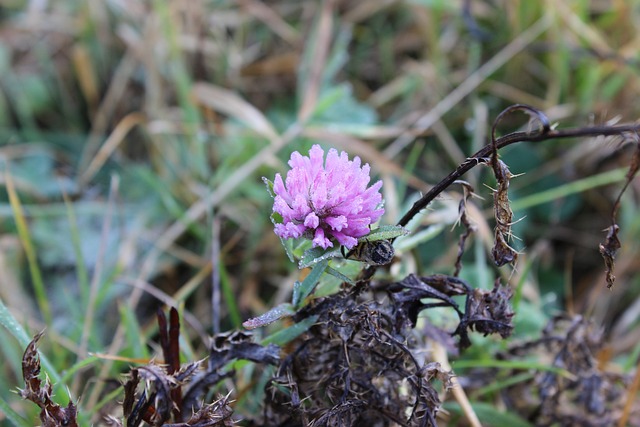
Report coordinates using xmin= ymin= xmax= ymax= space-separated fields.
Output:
xmin=384 ymin=15 xmax=552 ymax=158
xmin=432 ymin=342 xmax=481 ymax=427
xmin=237 ymin=0 xmax=300 ymax=45
xmin=301 ymin=128 xmax=428 ymax=190
xmin=618 ymin=356 xmax=640 ymax=427
xmin=80 ymin=113 xmax=146 ymax=185
xmin=297 ymin=0 xmax=335 ymax=123
xmin=191 ymin=82 xmax=279 ymax=142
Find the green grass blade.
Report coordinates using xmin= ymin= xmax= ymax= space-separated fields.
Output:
xmin=53 ymin=355 xmax=100 ymax=395
xmin=62 ymin=191 xmax=90 ymax=304
xmin=5 ymin=171 xmax=51 ymax=326
xmin=471 ymin=371 xmax=536 ymax=398
xmin=0 ymin=299 xmax=60 ymax=383
xmin=220 ymin=262 xmax=242 ymax=328
xmin=261 ymin=316 xmax=319 ymax=347
xmin=294 ymin=259 xmax=328 ymax=307
xmin=444 ymin=401 xmax=535 ymax=427
xmin=512 ymin=167 xmax=627 ymax=211
xmin=452 ymin=359 xmax=572 ymax=377
xmin=119 ymin=303 xmax=150 ymax=360
xmin=0 ymin=396 xmax=30 ymax=427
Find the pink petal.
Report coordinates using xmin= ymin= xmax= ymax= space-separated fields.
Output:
xmin=304 ymin=212 xmax=320 ymax=228
xmin=312 ymin=228 xmax=332 ymax=249
xmin=331 ymin=230 xmax=358 ymax=249
xmin=325 ymin=215 xmax=347 ymax=231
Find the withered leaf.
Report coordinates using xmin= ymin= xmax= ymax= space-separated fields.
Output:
xmin=389 ymin=274 xmax=465 ymax=327
xmin=122 ymin=368 xmax=140 ymax=419
xmin=453 ymin=180 xmax=478 ymax=276
xmin=183 ymin=331 xmax=279 ymax=414
xmin=489 ymin=159 xmax=519 ymax=267
xmin=138 ymin=364 xmax=178 ymax=423
xmin=455 ymin=279 xmax=515 ymax=350
xmin=599 ymin=224 xmax=621 ymax=289
xmin=20 ymin=331 xmax=79 ymax=427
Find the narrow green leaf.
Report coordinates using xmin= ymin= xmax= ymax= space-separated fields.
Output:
xmin=511 ymin=167 xmax=627 ymax=211
xmin=443 ymin=402 xmax=535 ymax=427
xmin=5 ymin=171 xmax=51 ymax=326
xmin=292 ymin=281 xmax=302 ymax=308
xmin=261 ymin=315 xmax=319 ymax=347
xmin=90 ymin=385 xmax=122 ymax=415
xmin=0 ymin=299 xmax=60 ymax=383
xmin=0 ymin=396 xmax=29 ymax=427
xmin=325 ymin=266 xmax=354 ymax=285
xmin=471 ymin=371 xmax=536 ymax=398
xmin=119 ymin=303 xmax=150 ymax=359
xmin=359 ymin=225 xmax=409 ymax=241
xmin=262 ymin=177 xmax=275 ymax=197
xmin=299 ymin=247 xmax=340 ymax=268
xmin=220 ymin=262 xmax=242 ymax=328
xmin=53 ymin=355 xmax=100 ymax=395
xmin=452 ymin=359 xmax=572 ymax=376
xmin=294 ymin=259 xmax=329 ymax=307
xmin=243 ymin=303 xmax=294 ymax=330
xmin=62 ymin=192 xmax=90 ymax=306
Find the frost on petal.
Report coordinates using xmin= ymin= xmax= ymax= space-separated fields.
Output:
xmin=292 ymin=194 xmax=310 ymax=217
xmin=309 ymin=145 xmax=325 ymax=177
xmin=332 ymin=231 xmax=358 ymax=250
xmin=273 ymin=173 xmax=289 ymax=200
xmin=275 ymin=222 xmax=306 ymax=239
xmin=368 ymin=207 xmax=385 ymax=224
xmin=273 ymin=197 xmax=295 ymax=220
xmin=325 ymin=215 xmax=347 ymax=231
xmin=311 ymin=171 xmax=328 ymax=211
xmin=363 ymin=179 xmax=383 ymax=197
xmin=351 ymin=155 xmax=362 ymax=170
xmin=269 ymin=144 xmax=385 ymax=251
xmin=304 ymin=212 xmax=320 ymax=229
xmin=325 ymin=148 xmax=340 ymax=171
xmin=313 ymin=228 xmax=332 ymax=249
xmin=343 ymin=217 xmax=374 ymax=238
xmin=288 ymin=151 xmax=305 ymax=169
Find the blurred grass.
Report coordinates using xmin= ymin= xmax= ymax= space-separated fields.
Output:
xmin=0 ymin=0 xmax=639 ymax=425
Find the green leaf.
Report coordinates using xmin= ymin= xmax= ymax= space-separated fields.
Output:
xmin=119 ymin=303 xmax=150 ymax=359
xmin=359 ymin=225 xmax=409 ymax=242
xmin=443 ymin=402 xmax=534 ymax=427
xmin=325 ymin=266 xmax=354 ymax=285
xmin=262 ymin=177 xmax=275 ymax=198
xmin=0 ymin=396 xmax=29 ymax=427
xmin=452 ymin=359 xmax=571 ymax=376
xmin=261 ymin=315 xmax=319 ymax=347
xmin=0 ymin=299 xmax=60 ymax=383
xmin=242 ymin=303 xmax=295 ymax=330
xmin=312 ymin=83 xmax=377 ymax=125
xmin=293 ymin=259 xmax=329 ymax=307
xmin=53 ymin=355 xmax=100 ymax=395
xmin=299 ymin=246 xmax=341 ymax=268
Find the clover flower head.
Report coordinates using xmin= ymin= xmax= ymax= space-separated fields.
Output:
xmin=272 ymin=144 xmax=384 ymax=250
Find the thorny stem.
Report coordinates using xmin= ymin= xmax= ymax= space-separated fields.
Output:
xmin=358 ymin=114 xmax=640 ymax=282
xmin=398 ymin=123 xmax=640 ymax=228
